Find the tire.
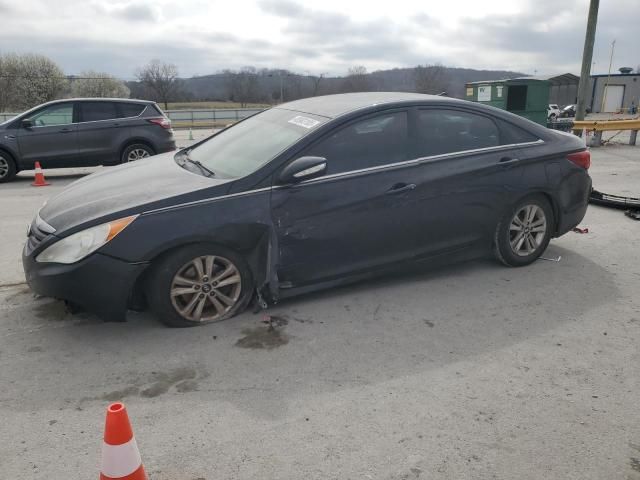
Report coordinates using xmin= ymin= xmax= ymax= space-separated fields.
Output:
xmin=0 ymin=151 xmax=17 ymax=183
xmin=494 ymin=195 xmax=554 ymax=267
xmin=146 ymin=244 xmax=254 ymax=328
xmin=121 ymin=143 xmax=155 ymax=163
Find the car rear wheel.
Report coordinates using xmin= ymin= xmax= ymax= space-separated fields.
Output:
xmin=0 ymin=152 xmax=17 ymax=183
xmin=146 ymin=244 xmax=253 ymax=327
xmin=494 ymin=195 xmax=553 ymax=267
xmin=121 ymin=143 xmax=154 ymax=163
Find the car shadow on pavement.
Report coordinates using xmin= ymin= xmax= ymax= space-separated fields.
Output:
xmin=1 ymin=243 xmax=619 ymax=418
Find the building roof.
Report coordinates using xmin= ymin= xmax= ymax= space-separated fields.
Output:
xmin=277 ymin=92 xmax=464 ymax=118
xmin=466 ymin=73 xmax=579 ymax=86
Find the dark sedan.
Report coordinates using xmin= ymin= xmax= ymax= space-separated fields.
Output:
xmin=23 ymin=93 xmax=591 ymax=327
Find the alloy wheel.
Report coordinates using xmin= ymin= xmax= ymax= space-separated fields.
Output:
xmin=0 ymin=156 xmax=8 ymax=178
xmin=127 ymin=148 xmax=150 ymax=162
xmin=169 ymin=255 xmax=242 ymax=322
xmin=509 ymin=204 xmax=547 ymax=257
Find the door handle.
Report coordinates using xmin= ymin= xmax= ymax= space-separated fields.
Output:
xmin=4 ymin=134 xmax=16 ymax=140
xmin=59 ymin=128 xmax=72 ymax=133
xmin=386 ymin=183 xmax=416 ymax=195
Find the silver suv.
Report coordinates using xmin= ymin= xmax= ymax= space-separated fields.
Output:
xmin=0 ymin=98 xmax=176 ymax=182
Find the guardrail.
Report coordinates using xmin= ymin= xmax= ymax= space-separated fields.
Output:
xmin=0 ymin=108 xmax=267 ymax=128
xmin=0 ymin=112 xmax=17 ymax=122
xmin=165 ymin=108 xmax=264 ymax=128
xmin=573 ymin=118 xmax=640 ymax=146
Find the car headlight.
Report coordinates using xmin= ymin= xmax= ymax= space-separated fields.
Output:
xmin=36 ymin=215 xmax=137 ymax=264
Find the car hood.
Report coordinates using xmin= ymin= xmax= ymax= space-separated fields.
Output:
xmin=39 ymin=152 xmax=230 ymax=232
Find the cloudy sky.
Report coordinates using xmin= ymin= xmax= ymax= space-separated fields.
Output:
xmin=0 ymin=0 xmax=636 ymax=78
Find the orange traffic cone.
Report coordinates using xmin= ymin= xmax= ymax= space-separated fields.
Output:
xmin=100 ymin=403 xmax=147 ymax=480
xmin=32 ymin=161 xmax=50 ymax=187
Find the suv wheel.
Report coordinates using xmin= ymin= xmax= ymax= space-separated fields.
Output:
xmin=146 ymin=244 xmax=254 ymax=328
xmin=0 ymin=151 xmax=17 ymax=183
xmin=121 ymin=143 xmax=154 ymax=163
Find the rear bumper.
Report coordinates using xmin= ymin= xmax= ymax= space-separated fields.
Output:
xmin=555 ymin=173 xmax=592 ymax=236
xmin=157 ymin=139 xmax=176 ymax=153
xmin=23 ymin=250 xmax=148 ymax=322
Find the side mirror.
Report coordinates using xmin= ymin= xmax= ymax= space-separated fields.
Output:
xmin=279 ymin=156 xmax=327 ymax=184
xmin=21 ymin=118 xmax=33 ymax=128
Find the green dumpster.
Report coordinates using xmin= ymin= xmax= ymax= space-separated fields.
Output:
xmin=466 ymin=77 xmax=551 ymax=126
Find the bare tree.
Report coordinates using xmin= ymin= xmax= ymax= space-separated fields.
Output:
xmin=71 ymin=70 xmax=130 ymax=98
xmin=135 ymin=60 xmax=180 ymax=109
xmin=310 ymin=73 xmax=325 ymax=96
xmin=224 ymin=67 xmax=261 ymax=107
xmin=342 ymin=66 xmax=370 ymax=92
xmin=0 ymin=53 xmax=67 ymax=111
xmin=413 ymin=64 xmax=449 ymax=95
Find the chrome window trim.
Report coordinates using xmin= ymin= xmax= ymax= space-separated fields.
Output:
xmin=143 ymin=139 xmax=543 ymax=214
xmin=290 ymin=139 xmax=545 ymax=187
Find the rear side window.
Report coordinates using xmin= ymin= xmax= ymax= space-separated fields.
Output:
xmin=415 ymin=109 xmax=500 ymax=157
xmin=150 ymin=104 xmax=165 ymax=116
xmin=79 ymin=102 xmax=118 ymax=122
xmin=497 ymin=120 xmax=538 ymax=144
xmin=118 ymin=103 xmax=145 ymax=118
xmin=306 ymin=111 xmax=410 ymax=174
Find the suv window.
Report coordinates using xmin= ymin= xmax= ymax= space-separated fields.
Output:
xmin=30 ymin=104 xmax=73 ymax=127
xmin=79 ymin=102 xmax=118 ymax=122
xmin=415 ymin=109 xmax=500 ymax=157
xmin=306 ymin=111 xmax=409 ymax=174
xmin=118 ymin=103 xmax=146 ymax=118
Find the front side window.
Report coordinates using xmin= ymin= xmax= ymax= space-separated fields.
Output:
xmin=305 ymin=111 xmax=409 ymax=175
xmin=186 ymin=108 xmax=326 ymax=178
xmin=415 ymin=109 xmax=500 ymax=157
xmin=30 ymin=104 xmax=73 ymax=127
xmin=79 ymin=102 xmax=118 ymax=122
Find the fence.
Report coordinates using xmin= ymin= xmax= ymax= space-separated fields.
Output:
xmin=0 ymin=108 xmax=266 ymax=128
xmin=165 ymin=108 xmax=264 ymax=128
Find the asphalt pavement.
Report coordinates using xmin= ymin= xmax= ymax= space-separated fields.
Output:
xmin=1 ymin=140 xmax=639 ymax=479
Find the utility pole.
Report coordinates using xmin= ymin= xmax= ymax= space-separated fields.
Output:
xmin=575 ymin=0 xmax=599 ymax=122
xmin=600 ymin=39 xmax=616 ymax=112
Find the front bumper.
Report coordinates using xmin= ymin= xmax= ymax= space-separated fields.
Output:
xmin=23 ymin=250 xmax=148 ymax=322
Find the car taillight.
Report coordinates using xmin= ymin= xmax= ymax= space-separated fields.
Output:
xmin=147 ymin=117 xmax=172 ymax=129
xmin=567 ymin=150 xmax=590 ymax=169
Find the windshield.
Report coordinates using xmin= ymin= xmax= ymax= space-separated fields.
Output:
xmin=186 ymin=108 xmax=326 ymax=178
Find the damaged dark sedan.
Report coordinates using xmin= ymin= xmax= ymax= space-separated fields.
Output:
xmin=23 ymin=93 xmax=591 ymax=327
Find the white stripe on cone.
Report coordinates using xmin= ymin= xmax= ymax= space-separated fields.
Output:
xmin=101 ymin=437 xmax=142 ymax=478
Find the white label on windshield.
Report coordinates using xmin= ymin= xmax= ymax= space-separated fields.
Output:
xmin=288 ymin=116 xmax=320 ymax=129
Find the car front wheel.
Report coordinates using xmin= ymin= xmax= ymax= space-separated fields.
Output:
xmin=0 ymin=152 xmax=17 ymax=183
xmin=146 ymin=244 xmax=254 ymax=327
xmin=494 ymin=195 xmax=554 ymax=267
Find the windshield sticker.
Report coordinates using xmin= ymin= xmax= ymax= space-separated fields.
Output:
xmin=288 ymin=116 xmax=320 ymax=129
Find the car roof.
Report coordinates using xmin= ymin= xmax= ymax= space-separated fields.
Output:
xmin=276 ymin=92 xmax=465 ymax=119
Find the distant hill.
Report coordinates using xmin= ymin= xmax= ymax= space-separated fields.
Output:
xmin=127 ymin=66 xmax=525 ymax=105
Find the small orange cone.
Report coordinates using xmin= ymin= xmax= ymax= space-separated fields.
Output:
xmin=31 ymin=161 xmax=50 ymax=187
xmin=100 ymin=403 xmax=147 ymax=480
